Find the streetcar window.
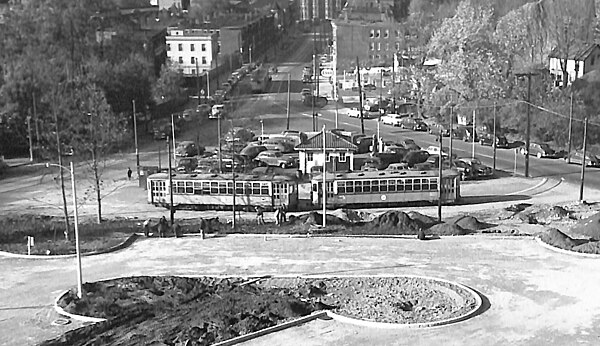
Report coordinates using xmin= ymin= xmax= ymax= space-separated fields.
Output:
xmin=176 ymin=181 xmax=186 ymax=194
xmin=219 ymin=182 xmax=227 ymax=194
xmin=244 ymin=182 xmax=252 ymax=195
xmin=211 ymin=182 xmax=218 ymax=194
xmin=261 ymin=183 xmax=269 ymax=195
xmin=430 ymin=178 xmax=438 ymax=191
xmin=338 ymin=181 xmax=346 ymax=194
xmin=194 ymin=182 xmax=202 ymax=194
xmin=397 ymin=179 xmax=404 ymax=191
xmin=405 ymin=179 xmax=413 ymax=191
xmin=355 ymin=181 xmax=363 ymax=193
xmin=186 ymin=181 xmax=194 ymax=194
xmin=414 ymin=178 xmax=421 ymax=191
xmin=380 ymin=180 xmax=388 ymax=192
xmin=346 ymin=181 xmax=354 ymax=193
xmin=363 ymin=180 xmax=371 ymax=193
xmin=421 ymin=178 xmax=429 ymax=190
xmin=202 ymin=182 xmax=210 ymax=195
xmin=388 ymin=180 xmax=395 ymax=192
xmin=371 ymin=180 xmax=379 ymax=193
xmin=252 ymin=182 xmax=261 ymax=195
xmin=235 ymin=182 xmax=244 ymax=194
xmin=227 ymin=182 xmax=233 ymax=194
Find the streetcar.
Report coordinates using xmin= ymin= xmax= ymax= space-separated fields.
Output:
xmin=249 ymin=67 xmax=271 ymax=93
xmin=146 ymin=169 xmax=461 ymax=211
xmin=309 ymin=170 xmax=460 ymax=209
xmin=147 ymin=172 xmax=298 ymax=211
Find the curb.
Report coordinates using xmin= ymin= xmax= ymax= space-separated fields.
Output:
xmin=53 ymin=290 xmax=107 ymax=324
xmin=323 ymin=274 xmax=483 ymax=329
xmin=535 ymin=236 xmax=600 ymax=258
xmin=212 ymin=311 xmax=328 ymax=346
xmin=0 ymin=234 xmax=139 ymax=259
xmin=507 ymin=177 xmax=547 ymax=195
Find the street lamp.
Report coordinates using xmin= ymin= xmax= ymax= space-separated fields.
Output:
xmin=259 ymin=119 xmax=264 ymax=140
xmin=46 ymin=162 xmax=82 ymax=299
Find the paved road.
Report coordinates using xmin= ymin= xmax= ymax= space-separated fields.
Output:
xmin=2 ymin=233 xmax=600 ymax=346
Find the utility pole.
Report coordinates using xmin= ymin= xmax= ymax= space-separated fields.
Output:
xmin=133 ymin=100 xmax=139 ymax=176
xmin=525 ymin=73 xmax=532 ymax=177
xmin=286 ymin=72 xmax=291 ymax=130
xmin=567 ymin=90 xmax=574 ymax=163
xmin=438 ymin=132 xmax=443 ymax=222
xmin=196 ymin=59 xmax=201 ymax=105
xmin=312 ymin=53 xmax=316 ymax=131
xmin=580 ymin=117 xmax=588 ymax=201
xmin=356 ymin=56 xmax=364 ymax=134
xmin=53 ymin=108 xmax=70 ymax=240
xmin=492 ymin=101 xmax=497 ymax=174
xmin=231 ymin=120 xmax=236 ymax=229
xmin=217 ymin=114 xmax=222 ymax=173
xmin=392 ymin=54 xmax=396 ymax=112
xmin=26 ymin=116 xmax=33 ymax=161
xmin=322 ymin=124 xmax=327 ymax=227
xmin=167 ymin=136 xmax=174 ymax=226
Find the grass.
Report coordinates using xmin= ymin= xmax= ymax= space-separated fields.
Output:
xmin=0 ymin=215 xmax=138 ymax=255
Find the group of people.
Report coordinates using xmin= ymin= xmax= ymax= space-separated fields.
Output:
xmin=255 ymin=205 xmax=287 ymax=226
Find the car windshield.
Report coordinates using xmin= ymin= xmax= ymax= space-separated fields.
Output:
xmin=540 ymin=144 xmax=551 ymax=150
xmin=273 ymin=152 xmax=282 ymax=157
xmin=471 ymin=158 xmax=482 ymax=165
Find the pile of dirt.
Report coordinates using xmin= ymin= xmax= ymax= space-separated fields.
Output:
xmin=570 ymin=211 xmax=600 ymax=240
xmin=428 ymin=223 xmax=470 ymax=236
xmin=505 ymin=203 xmax=532 ymax=213
xmin=361 ymin=210 xmax=422 ymax=235
xmin=572 ymin=241 xmax=600 ymax=254
xmin=447 ymin=215 xmax=493 ymax=232
xmin=534 ymin=206 xmax=571 ymax=224
xmin=539 ymin=228 xmax=580 ymax=250
xmin=47 ymin=276 xmax=320 ymax=346
xmin=407 ymin=211 xmax=439 ymax=228
xmin=330 ymin=209 xmax=374 ymax=223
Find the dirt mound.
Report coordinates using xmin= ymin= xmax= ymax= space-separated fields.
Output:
xmin=571 ymin=211 xmax=600 ymax=240
xmin=447 ymin=215 xmax=492 ymax=231
xmin=535 ymin=206 xmax=571 ymax=224
xmin=362 ymin=210 xmax=422 ymax=235
xmin=301 ymin=211 xmax=349 ymax=226
xmin=505 ymin=203 xmax=532 ymax=213
xmin=407 ymin=211 xmax=439 ymax=228
xmin=572 ymin=241 xmax=600 ymax=254
xmin=330 ymin=209 xmax=373 ymax=223
xmin=540 ymin=228 xmax=579 ymax=250
xmin=428 ymin=223 xmax=470 ymax=236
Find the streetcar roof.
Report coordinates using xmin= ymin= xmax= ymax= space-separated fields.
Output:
xmin=148 ymin=172 xmax=298 ymax=182
xmin=311 ymin=169 xmax=460 ymax=181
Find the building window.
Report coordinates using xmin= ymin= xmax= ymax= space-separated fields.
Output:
xmin=167 ymin=43 xmax=171 ymax=51
xmin=377 ymin=42 xmax=381 ymax=51
xmin=375 ymin=29 xmax=380 ymax=38
xmin=326 ymin=152 xmax=331 ymax=162
xmin=202 ymin=44 xmax=206 ymax=52
xmin=339 ymin=152 xmax=346 ymax=162
xmin=191 ymin=57 xmax=195 ymax=64
xmin=384 ymin=29 xmax=389 ymax=38
xmin=375 ymin=54 xmax=380 ymax=59
xmin=369 ymin=29 xmax=374 ymax=38
xmin=369 ymin=42 xmax=375 ymax=51
xmin=190 ymin=44 xmax=195 ymax=51
xmin=307 ymin=152 xmax=314 ymax=161
xmin=395 ymin=42 xmax=401 ymax=50
xmin=202 ymin=56 xmax=207 ymax=64
xmin=178 ymin=43 xmax=183 ymax=51
xmin=192 ymin=69 xmax=196 ymax=75
xmin=178 ymin=57 xmax=183 ymax=64
xmin=385 ymin=43 xmax=389 ymax=51
xmin=395 ymin=29 xmax=400 ymax=38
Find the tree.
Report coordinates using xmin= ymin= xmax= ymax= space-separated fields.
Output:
xmin=152 ymin=62 xmax=186 ymax=104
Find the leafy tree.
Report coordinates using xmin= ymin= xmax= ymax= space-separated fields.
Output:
xmin=152 ymin=62 xmax=186 ymax=104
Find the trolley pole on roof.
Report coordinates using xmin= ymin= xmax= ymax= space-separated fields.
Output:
xmin=167 ymin=136 xmax=174 ymax=226
xmin=438 ymin=132 xmax=443 ymax=222
xmin=322 ymin=125 xmax=327 ymax=228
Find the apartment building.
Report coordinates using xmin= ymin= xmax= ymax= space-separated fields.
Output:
xmin=165 ymin=27 xmax=219 ymax=76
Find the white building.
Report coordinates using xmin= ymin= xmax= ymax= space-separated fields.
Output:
xmin=549 ymin=43 xmax=600 ymax=87
xmin=166 ymin=27 xmax=219 ymax=76
xmin=296 ymin=131 xmax=357 ymax=174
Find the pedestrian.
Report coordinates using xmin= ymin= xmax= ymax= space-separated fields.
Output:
xmin=127 ymin=167 xmax=132 ymax=180
xmin=143 ymin=219 xmax=151 ymax=237
xmin=274 ymin=207 xmax=281 ymax=226
xmin=255 ymin=206 xmax=265 ymax=225
xmin=281 ymin=204 xmax=287 ymax=223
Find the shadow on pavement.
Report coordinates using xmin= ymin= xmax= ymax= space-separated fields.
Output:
xmin=457 ymin=194 xmax=530 ymax=205
xmin=304 ymin=264 xmax=418 ymax=277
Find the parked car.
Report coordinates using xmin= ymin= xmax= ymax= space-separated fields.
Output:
xmin=452 ymin=126 xmax=478 ymax=142
xmin=425 ymin=154 xmax=452 ymax=168
xmin=400 ymin=139 xmax=421 ymax=151
xmin=210 ymin=104 xmax=225 ymax=119
xmin=452 ymin=160 xmax=477 ymax=180
xmin=301 ymin=88 xmax=312 ymax=97
xmin=425 ymin=145 xmax=450 ymax=158
xmin=363 ymin=83 xmax=376 ymax=91
xmin=429 ymin=123 xmax=451 ymax=137
xmin=381 ymin=113 xmax=405 ymax=126
xmin=262 ymin=140 xmax=295 ymax=153
xmin=564 ymin=149 xmax=600 ymax=167
xmin=399 ymin=117 xmax=418 ymax=129
xmin=239 ymin=144 xmax=268 ymax=160
xmin=347 ymin=107 xmax=361 ymax=118
xmin=255 ymin=151 xmax=296 ymax=168
xmin=175 ymin=141 xmax=203 ymax=157
xmin=383 ymin=145 xmax=408 ymax=157
xmin=196 ymin=104 xmax=211 ymax=118
xmin=520 ymin=142 xmax=556 ymax=158
xmin=455 ymin=157 xmax=493 ymax=178
xmin=479 ymin=133 xmax=509 ymax=148
xmin=176 ymin=157 xmax=198 ymax=173
xmin=401 ymin=150 xmax=430 ymax=167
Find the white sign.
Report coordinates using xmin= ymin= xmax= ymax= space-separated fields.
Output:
xmin=321 ymin=69 xmax=333 ymax=78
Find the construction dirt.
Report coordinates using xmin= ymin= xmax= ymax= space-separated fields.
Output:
xmin=45 ymin=276 xmax=478 ymax=346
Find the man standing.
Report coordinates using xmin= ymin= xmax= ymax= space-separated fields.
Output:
xmin=127 ymin=167 xmax=132 ymax=180
xmin=255 ymin=206 xmax=265 ymax=225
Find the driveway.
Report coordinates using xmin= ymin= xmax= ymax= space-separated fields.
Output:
xmin=1 ymin=235 xmax=600 ymax=345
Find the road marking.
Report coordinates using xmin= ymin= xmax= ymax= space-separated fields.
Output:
xmin=507 ymin=178 xmax=548 ymax=195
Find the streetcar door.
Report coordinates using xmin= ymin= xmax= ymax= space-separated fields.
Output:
xmin=272 ymin=182 xmax=288 ymax=207
xmin=150 ymin=179 xmax=167 ymax=204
